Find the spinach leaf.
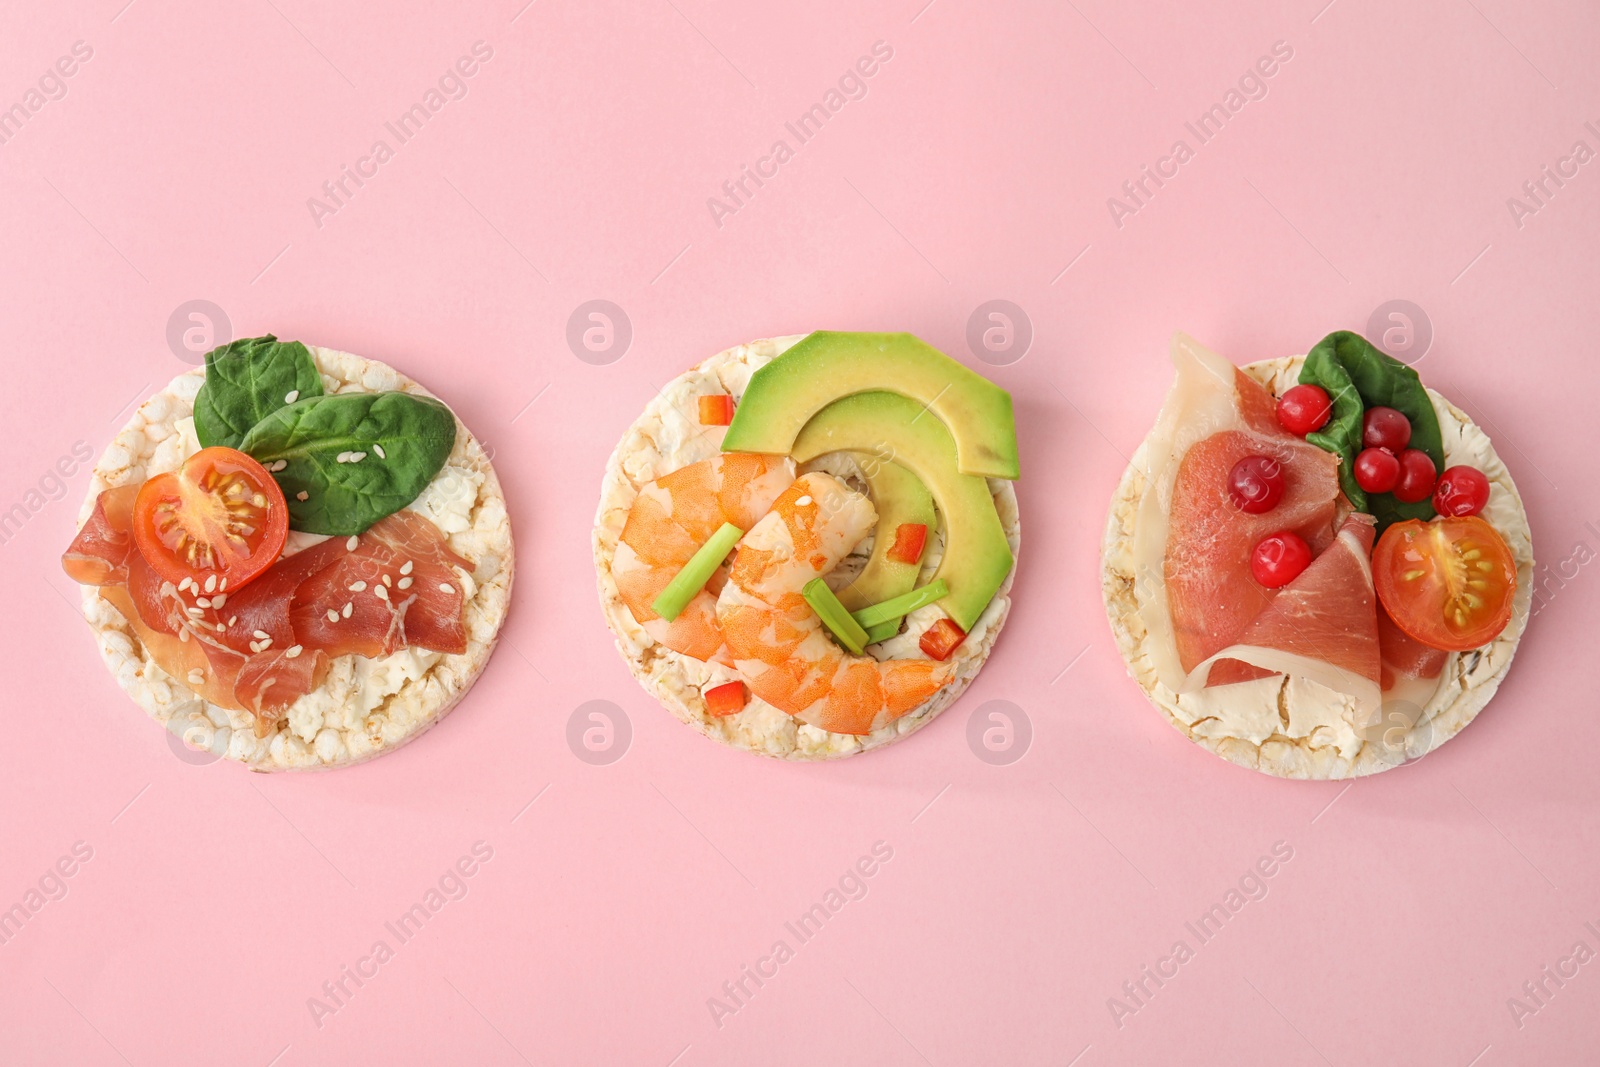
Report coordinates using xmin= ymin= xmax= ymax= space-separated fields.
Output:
xmin=1298 ymin=331 xmax=1445 ymax=531
xmin=1301 ymin=344 xmax=1367 ymax=512
xmin=240 ymin=392 xmax=457 ymax=535
xmin=194 ymin=336 xmax=324 ymax=449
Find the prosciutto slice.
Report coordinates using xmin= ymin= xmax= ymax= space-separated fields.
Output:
xmin=1377 ymin=606 xmax=1447 ymax=693
xmin=1133 ymin=334 xmax=1341 ymax=690
xmin=290 ymin=511 xmax=471 ymax=659
xmin=1181 ymin=515 xmax=1382 ymax=714
xmin=63 ymin=489 xmax=470 ymax=722
xmin=61 ymin=485 xmax=138 ymax=587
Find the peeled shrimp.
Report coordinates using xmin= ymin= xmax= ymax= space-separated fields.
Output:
xmin=716 ymin=472 xmax=953 ymax=735
xmin=613 ymin=453 xmax=795 ymax=659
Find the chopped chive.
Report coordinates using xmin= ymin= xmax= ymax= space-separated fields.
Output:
xmin=850 ymin=578 xmax=950 ymax=630
xmin=652 ymin=522 xmax=743 ymax=622
xmin=862 ymin=619 xmax=903 ymax=645
xmin=802 ymin=578 xmax=870 ymax=655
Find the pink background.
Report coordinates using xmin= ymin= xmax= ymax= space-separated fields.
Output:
xmin=2 ymin=0 xmax=1597 ymax=1063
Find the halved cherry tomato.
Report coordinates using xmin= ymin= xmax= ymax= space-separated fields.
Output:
xmin=919 ymin=618 xmax=967 ymax=661
xmin=887 ymin=522 xmax=928 ymax=565
xmin=1373 ymin=516 xmax=1517 ymax=652
xmin=699 ymin=394 xmax=736 ymax=426
xmin=704 ymin=680 xmax=747 ymax=716
xmin=133 ymin=446 xmax=288 ymax=591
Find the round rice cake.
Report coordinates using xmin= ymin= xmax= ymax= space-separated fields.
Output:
xmin=594 ymin=336 xmax=1020 ymax=760
xmin=76 ymin=347 xmax=514 ymax=771
xmin=1101 ymin=354 xmax=1533 ymax=780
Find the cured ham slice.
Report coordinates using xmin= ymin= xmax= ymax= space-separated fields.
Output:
xmin=61 ymin=485 xmax=138 ymax=586
xmin=1181 ymin=515 xmax=1381 ymax=714
xmin=1377 ymin=606 xmax=1447 ymax=692
xmin=64 ymin=488 xmax=471 ymax=721
xmin=290 ymin=510 xmax=471 ymax=659
xmin=1132 ymin=334 xmax=1341 ymax=691
xmin=1373 ymin=605 xmax=1447 ymax=738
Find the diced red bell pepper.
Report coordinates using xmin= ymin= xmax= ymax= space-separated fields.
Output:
xmin=886 ymin=522 xmax=928 ymax=565
xmin=919 ymin=618 xmax=966 ymax=661
xmin=699 ymin=395 xmax=736 ymax=426
xmin=704 ymin=680 xmax=747 ymax=716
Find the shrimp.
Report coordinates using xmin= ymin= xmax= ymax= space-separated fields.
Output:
xmin=613 ymin=452 xmax=795 ymax=660
xmin=716 ymin=472 xmax=954 ymax=735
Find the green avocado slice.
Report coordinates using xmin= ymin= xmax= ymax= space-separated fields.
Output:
xmin=723 ymin=331 xmax=1020 ymax=480
xmin=835 ymin=457 xmax=935 ymax=611
xmin=790 ymin=392 xmax=1013 ymax=632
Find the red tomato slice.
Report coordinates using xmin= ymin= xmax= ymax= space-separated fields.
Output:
xmin=1372 ymin=516 xmax=1517 ymax=652
xmin=919 ymin=618 xmax=966 ymax=661
xmin=133 ymin=447 xmax=288 ymax=591
xmin=887 ymin=523 xmax=928 ymax=565
xmin=704 ymin=680 xmax=747 ymax=716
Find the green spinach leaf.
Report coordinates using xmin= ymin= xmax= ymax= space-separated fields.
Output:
xmin=194 ymin=336 xmax=324 ymax=449
xmin=1301 ymin=345 xmax=1367 ymax=512
xmin=1298 ymin=330 xmax=1444 ymax=531
xmin=240 ymin=392 xmax=457 ymax=535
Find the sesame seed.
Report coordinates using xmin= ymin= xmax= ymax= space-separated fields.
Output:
xmin=195 ymin=597 xmax=211 ymax=609
xmin=284 ymin=390 xmax=299 ymax=404
xmin=342 ymin=602 xmax=353 ymax=618
xmin=346 ymin=536 xmax=359 ymax=551
xmin=219 ymin=577 xmax=228 ymax=591
xmin=349 ymin=581 xmax=367 ymax=592
xmin=258 ymin=636 xmax=272 ymax=650
xmin=373 ymin=444 xmax=386 ymax=459
xmin=179 ymin=627 xmax=190 ymax=642
xmin=178 ymin=577 xmax=193 ymax=593
xmin=248 ymin=640 xmax=262 ymax=653
xmin=350 ymin=452 xmax=367 ymax=463
xmin=796 ymin=495 xmax=813 ymax=506
xmin=253 ymin=630 xmax=270 ymax=640
xmin=296 ymin=491 xmax=309 ymax=501
xmin=398 ymin=576 xmax=413 ymax=590
xmin=399 ymin=560 xmax=414 ymax=575
xmin=374 ymin=585 xmax=389 ymax=601
xmin=326 ymin=609 xmax=340 ymax=623
xmin=186 ymin=607 xmax=204 ymax=617
xmin=204 ymin=574 xmax=217 ymax=593
xmin=251 ymin=493 xmax=267 ymax=507
xmin=335 ymin=452 xmax=350 ymax=463
xmin=270 ymin=460 xmax=288 ymax=473
xmin=228 ymin=616 xmax=238 ymax=627
xmin=187 ymin=669 xmax=205 ymax=685
xmin=439 ymin=583 xmax=455 ymax=594
xmin=212 ymin=594 xmax=227 ymax=609
xmin=285 ymin=645 xmax=302 ymax=659
xmin=382 ymin=574 xmax=392 ymax=587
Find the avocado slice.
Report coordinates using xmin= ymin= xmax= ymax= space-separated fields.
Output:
xmin=791 ymin=392 xmax=1013 ymax=631
xmin=724 ymin=332 xmax=1020 ymax=480
xmin=835 ymin=458 xmax=935 ymax=614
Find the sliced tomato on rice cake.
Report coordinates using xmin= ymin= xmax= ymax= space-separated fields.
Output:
xmin=64 ymin=490 xmax=468 ymax=720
